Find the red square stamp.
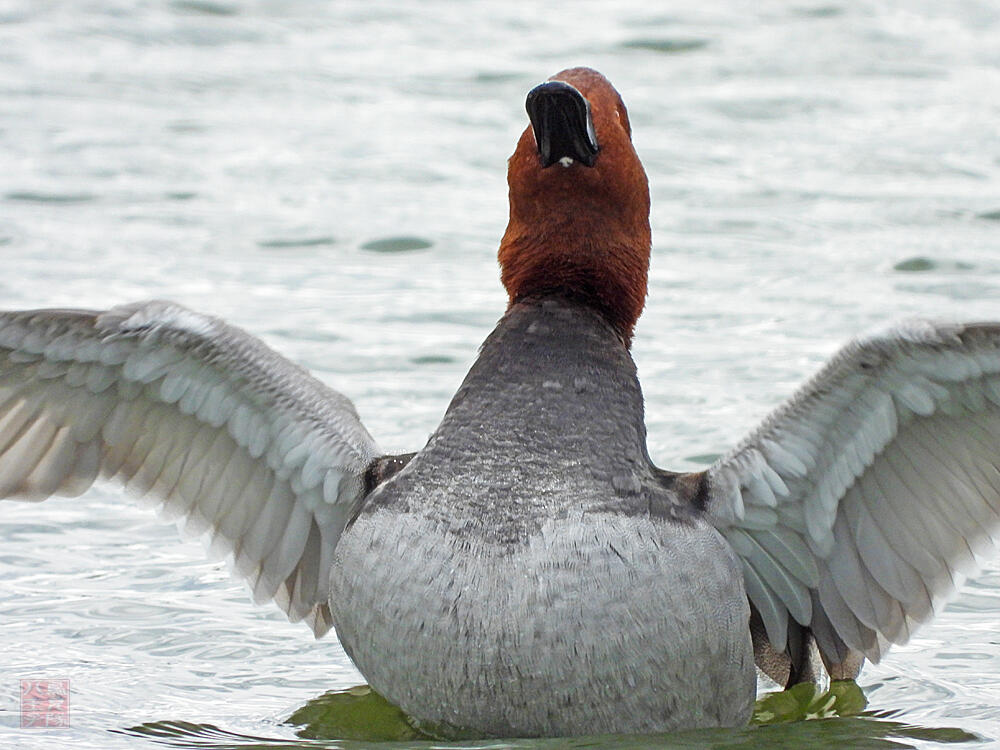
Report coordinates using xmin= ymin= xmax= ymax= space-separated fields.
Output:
xmin=20 ymin=679 xmax=70 ymax=728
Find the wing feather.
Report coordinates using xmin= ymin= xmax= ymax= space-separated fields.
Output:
xmin=23 ymin=425 xmax=78 ymax=497
xmin=0 ymin=300 xmax=383 ymax=637
xmin=702 ymin=320 xmax=1000 ymax=672
xmin=847 ymin=479 xmax=928 ymax=610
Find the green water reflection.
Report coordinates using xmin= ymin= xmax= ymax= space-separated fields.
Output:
xmin=123 ymin=682 xmax=979 ymax=749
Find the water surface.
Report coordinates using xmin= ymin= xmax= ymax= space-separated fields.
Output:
xmin=1 ymin=1 xmax=999 ymax=748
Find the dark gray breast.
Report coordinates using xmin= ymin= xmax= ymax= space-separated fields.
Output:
xmin=362 ymin=297 xmax=697 ymax=543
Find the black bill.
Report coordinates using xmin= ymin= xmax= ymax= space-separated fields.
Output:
xmin=525 ymin=81 xmax=599 ymax=168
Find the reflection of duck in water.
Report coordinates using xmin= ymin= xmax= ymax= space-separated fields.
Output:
xmin=3 ymin=67 xmax=999 ymax=737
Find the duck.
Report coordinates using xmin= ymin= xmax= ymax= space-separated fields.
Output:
xmin=2 ymin=66 xmax=1000 ymax=738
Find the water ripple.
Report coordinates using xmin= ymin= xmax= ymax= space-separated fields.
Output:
xmin=2 ymin=1 xmax=999 ymax=748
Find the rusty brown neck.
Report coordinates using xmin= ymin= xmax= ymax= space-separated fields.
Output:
xmin=498 ymin=192 xmax=650 ymax=348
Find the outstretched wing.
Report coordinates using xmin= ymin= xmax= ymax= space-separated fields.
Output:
xmin=701 ymin=320 xmax=1000 ymax=672
xmin=0 ymin=300 xmax=382 ymax=637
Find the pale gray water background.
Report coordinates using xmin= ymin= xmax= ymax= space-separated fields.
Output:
xmin=1 ymin=1 xmax=1000 ymax=748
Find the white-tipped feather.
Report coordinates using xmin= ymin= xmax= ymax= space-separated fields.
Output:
xmin=290 ymin=521 xmax=323 ymax=620
xmin=745 ymin=471 xmax=777 ymax=508
xmin=738 ymin=503 xmax=778 ymax=530
xmin=119 ymin=407 xmax=166 ymax=490
xmin=217 ymin=462 xmax=272 ymax=541
xmin=264 ymin=502 xmax=313 ymax=596
xmin=855 ymin=469 xmax=946 ymax=583
xmin=761 ymin=438 xmax=808 ymax=478
xmin=817 ymin=569 xmax=877 ymax=658
xmin=58 ymin=440 xmax=102 ymax=497
xmin=848 ymin=495 xmax=928 ymax=613
xmin=197 ymin=442 xmax=250 ymax=527
xmin=760 ymin=461 xmax=790 ymax=497
xmin=228 ymin=403 xmax=253 ymax=447
xmin=246 ymin=416 xmax=270 ymax=459
xmin=177 ymin=375 xmax=211 ymax=416
xmin=727 ymin=529 xmax=811 ymax=626
xmin=323 ymin=469 xmax=346 ymax=505
xmin=129 ymin=428 xmax=180 ymax=498
xmin=750 ymin=527 xmax=819 ymax=588
xmin=334 ymin=473 xmax=362 ymax=514
xmin=20 ymin=328 xmax=51 ymax=355
xmin=893 ymin=381 xmax=936 ymax=416
xmin=21 ymin=425 xmax=77 ymax=497
xmin=239 ymin=479 xmax=296 ymax=578
xmin=65 ymin=393 xmax=115 ymax=442
xmin=159 ymin=370 xmax=190 ymax=404
xmin=281 ymin=430 xmax=313 ymax=475
xmin=123 ymin=346 xmax=184 ymax=383
xmin=0 ymin=417 xmax=58 ymax=496
xmin=741 ymin=560 xmax=787 ymax=650
xmin=63 ymin=361 xmax=90 ymax=388
xmin=155 ymin=423 xmax=211 ymax=512
xmin=300 ymin=445 xmax=331 ymax=492
xmin=0 ymin=399 xmax=33 ymax=454
xmin=906 ymin=420 xmax=996 ymax=550
xmin=97 ymin=338 xmax=129 ymax=367
xmin=103 ymin=400 xmax=149 ymax=448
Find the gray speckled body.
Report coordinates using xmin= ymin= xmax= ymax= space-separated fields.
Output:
xmin=330 ymin=298 xmax=755 ymax=737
